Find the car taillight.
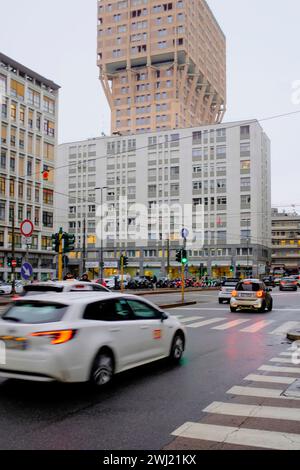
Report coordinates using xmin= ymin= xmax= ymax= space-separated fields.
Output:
xmin=232 ymin=290 xmax=237 ymax=297
xmin=280 ymin=281 xmax=285 ymax=285
xmin=256 ymin=290 xmax=265 ymax=298
xmin=31 ymin=330 xmax=77 ymax=345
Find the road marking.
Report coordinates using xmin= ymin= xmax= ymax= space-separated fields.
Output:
xmin=178 ymin=316 xmax=203 ymax=324
xmin=186 ymin=317 xmax=227 ymax=329
xmin=259 ymin=365 xmax=300 ymax=374
xmin=226 ymin=385 xmax=300 ymax=400
xmin=240 ymin=320 xmax=274 ymax=333
xmin=244 ymin=374 xmax=296 ymax=384
xmin=212 ymin=319 xmax=250 ymax=330
xmin=269 ymin=357 xmax=294 ymax=364
xmin=175 ymin=307 xmax=227 ymax=311
xmin=280 ymin=352 xmax=294 ymax=357
xmin=171 ymin=422 xmax=300 ymax=450
xmin=203 ymin=401 xmax=300 ymax=421
xmin=269 ymin=322 xmax=300 ymax=336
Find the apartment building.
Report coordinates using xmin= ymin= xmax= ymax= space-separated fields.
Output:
xmin=57 ymin=120 xmax=271 ymax=279
xmin=97 ymin=0 xmax=226 ymax=135
xmin=0 ymin=53 xmax=59 ymax=281
xmin=271 ymin=209 xmax=300 ymax=274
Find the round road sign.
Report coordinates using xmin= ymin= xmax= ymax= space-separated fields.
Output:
xmin=11 ymin=260 xmax=17 ymax=268
xmin=20 ymin=219 xmax=34 ymax=237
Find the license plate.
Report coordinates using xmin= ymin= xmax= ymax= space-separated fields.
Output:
xmin=239 ymin=292 xmax=254 ymax=298
xmin=0 ymin=337 xmax=27 ymax=351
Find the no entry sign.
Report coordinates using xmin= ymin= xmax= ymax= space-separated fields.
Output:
xmin=20 ymin=219 xmax=34 ymax=237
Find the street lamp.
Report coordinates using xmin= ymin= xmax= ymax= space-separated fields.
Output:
xmin=95 ymin=186 xmax=108 ymax=283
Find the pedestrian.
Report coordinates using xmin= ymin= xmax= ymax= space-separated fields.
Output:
xmin=80 ymin=273 xmax=91 ymax=282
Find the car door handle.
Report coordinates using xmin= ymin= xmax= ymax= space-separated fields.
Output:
xmin=109 ymin=328 xmax=121 ymax=332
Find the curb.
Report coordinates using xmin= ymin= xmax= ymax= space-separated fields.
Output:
xmin=287 ymin=330 xmax=300 ymax=341
xmin=158 ymin=301 xmax=197 ymax=309
xmin=134 ymin=288 xmax=219 ymax=296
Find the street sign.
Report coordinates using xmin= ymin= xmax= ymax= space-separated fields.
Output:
xmin=22 ymin=236 xmax=32 ymax=245
xmin=20 ymin=219 xmax=34 ymax=237
xmin=21 ymin=262 xmax=33 ymax=281
xmin=11 ymin=260 xmax=17 ymax=268
xmin=181 ymin=228 xmax=189 ymax=239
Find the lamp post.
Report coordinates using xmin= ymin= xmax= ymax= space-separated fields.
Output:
xmin=95 ymin=186 xmax=108 ymax=283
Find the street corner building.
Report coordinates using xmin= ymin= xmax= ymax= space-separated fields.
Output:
xmin=0 ymin=53 xmax=60 ymax=281
xmin=97 ymin=0 xmax=226 ymax=135
xmin=57 ymin=120 xmax=272 ymax=280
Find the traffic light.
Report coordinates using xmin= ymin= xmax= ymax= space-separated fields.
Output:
xmin=230 ymin=265 xmax=234 ymax=273
xmin=181 ymin=249 xmax=188 ymax=265
xmin=17 ymin=258 xmax=22 ymax=268
xmin=120 ymin=255 xmax=128 ymax=267
xmin=63 ymin=233 xmax=76 ymax=253
xmin=7 ymin=257 xmax=12 ymax=267
xmin=42 ymin=170 xmax=49 ymax=181
xmin=52 ymin=233 xmax=59 ymax=253
xmin=176 ymin=249 xmax=182 ymax=263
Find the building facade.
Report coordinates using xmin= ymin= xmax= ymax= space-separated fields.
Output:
xmin=57 ymin=120 xmax=271 ymax=279
xmin=97 ymin=0 xmax=226 ymax=135
xmin=271 ymin=209 xmax=300 ymax=274
xmin=0 ymin=53 xmax=59 ymax=281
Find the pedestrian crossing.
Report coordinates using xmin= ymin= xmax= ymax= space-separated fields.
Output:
xmin=169 ymin=345 xmax=300 ymax=450
xmin=171 ymin=314 xmax=300 ymax=336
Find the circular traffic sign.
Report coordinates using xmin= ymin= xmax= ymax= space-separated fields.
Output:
xmin=20 ymin=219 xmax=34 ymax=237
xmin=11 ymin=260 xmax=17 ymax=268
xmin=181 ymin=228 xmax=189 ymax=239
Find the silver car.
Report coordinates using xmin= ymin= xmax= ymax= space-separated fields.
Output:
xmin=218 ymin=279 xmax=239 ymax=304
xmin=230 ymin=279 xmax=273 ymax=313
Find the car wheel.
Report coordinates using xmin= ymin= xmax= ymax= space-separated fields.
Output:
xmin=267 ymin=299 xmax=273 ymax=312
xmin=230 ymin=306 xmax=237 ymax=313
xmin=259 ymin=301 xmax=266 ymax=313
xmin=170 ymin=333 xmax=184 ymax=363
xmin=90 ymin=351 xmax=114 ymax=387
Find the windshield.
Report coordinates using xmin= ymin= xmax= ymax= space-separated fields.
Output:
xmin=1 ymin=302 xmax=68 ymax=324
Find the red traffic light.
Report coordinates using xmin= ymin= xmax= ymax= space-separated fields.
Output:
xmin=11 ymin=259 xmax=17 ymax=268
xmin=42 ymin=170 xmax=49 ymax=181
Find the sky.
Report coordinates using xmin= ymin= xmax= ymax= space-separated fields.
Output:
xmin=0 ymin=0 xmax=300 ymax=209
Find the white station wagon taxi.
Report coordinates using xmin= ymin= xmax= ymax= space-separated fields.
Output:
xmin=0 ymin=293 xmax=186 ymax=387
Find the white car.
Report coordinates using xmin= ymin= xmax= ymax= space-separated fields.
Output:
xmin=0 ymin=281 xmax=24 ymax=295
xmin=218 ymin=279 xmax=239 ymax=304
xmin=22 ymin=280 xmax=110 ymax=296
xmin=0 ymin=293 xmax=186 ymax=386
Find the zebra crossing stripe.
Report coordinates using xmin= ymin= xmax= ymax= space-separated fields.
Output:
xmin=186 ymin=317 xmax=226 ymax=329
xmin=203 ymin=401 xmax=300 ymax=421
xmin=244 ymin=374 xmax=296 ymax=384
xmin=270 ymin=322 xmax=300 ymax=336
xmin=240 ymin=320 xmax=274 ymax=333
xmin=178 ymin=316 xmax=204 ymax=324
xmin=259 ymin=365 xmax=300 ymax=374
xmin=212 ymin=319 xmax=250 ymax=331
xmin=269 ymin=357 xmax=294 ymax=364
xmin=227 ymin=386 xmax=285 ymax=399
xmin=171 ymin=422 xmax=300 ymax=450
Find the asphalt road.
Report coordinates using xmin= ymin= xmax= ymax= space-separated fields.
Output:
xmin=0 ymin=288 xmax=299 ymax=450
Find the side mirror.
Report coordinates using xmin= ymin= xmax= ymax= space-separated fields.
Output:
xmin=161 ymin=312 xmax=169 ymax=322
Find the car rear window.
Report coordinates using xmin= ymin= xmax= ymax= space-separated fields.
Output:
xmin=223 ymin=281 xmax=238 ymax=287
xmin=1 ymin=302 xmax=68 ymax=324
xmin=237 ymin=282 xmax=262 ymax=292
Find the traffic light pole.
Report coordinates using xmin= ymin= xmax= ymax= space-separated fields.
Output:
xmin=58 ymin=228 xmax=63 ymax=281
xmin=11 ymin=207 xmax=16 ymax=295
xmin=120 ymin=255 xmax=124 ymax=292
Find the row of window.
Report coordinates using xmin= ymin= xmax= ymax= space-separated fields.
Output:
xmin=1 ymin=102 xmax=55 ymax=137
xmin=0 ymin=178 xmax=53 ymax=204
xmin=0 ymin=201 xmax=53 ymax=227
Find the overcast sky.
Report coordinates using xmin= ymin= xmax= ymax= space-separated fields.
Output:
xmin=0 ymin=0 xmax=300 ymax=209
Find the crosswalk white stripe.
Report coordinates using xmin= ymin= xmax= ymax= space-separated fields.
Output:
xmin=178 ymin=316 xmax=203 ymax=324
xmin=171 ymin=422 xmax=300 ymax=450
xmin=240 ymin=320 xmax=274 ymax=333
xmin=280 ymin=352 xmax=294 ymax=356
xmin=227 ymin=385 xmax=300 ymax=400
xmin=186 ymin=317 xmax=226 ymax=329
xmin=212 ymin=319 xmax=250 ymax=330
xmin=259 ymin=365 xmax=300 ymax=373
xmin=203 ymin=401 xmax=300 ymax=421
xmin=244 ymin=374 xmax=296 ymax=384
xmin=269 ymin=357 xmax=294 ymax=364
xmin=269 ymin=322 xmax=300 ymax=336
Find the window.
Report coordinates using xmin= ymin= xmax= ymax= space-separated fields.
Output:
xmin=240 ymin=125 xmax=250 ymax=140
xmin=42 ymin=211 xmax=53 ymax=228
xmin=83 ymin=299 xmax=131 ymax=321
xmin=127 ymin=300 xmax=161 ymax=320
xmin=241 ymin=160 xmax=250 ymax=173
xmin=43 ymin=189 xmax=53 ymax=205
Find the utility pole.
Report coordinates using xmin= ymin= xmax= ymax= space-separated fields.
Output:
xmin=166 ymin=238 xmax=170 ymax=278
xmin=120 ymin=254 xmax=124 ymax=292
xmin=11 ymin=206 xmax=16 ymax=295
